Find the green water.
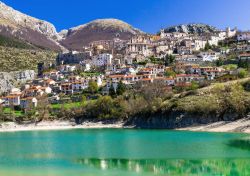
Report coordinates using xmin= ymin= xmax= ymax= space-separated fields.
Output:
xmin=0 ymin=129 xmax=249 ymax=176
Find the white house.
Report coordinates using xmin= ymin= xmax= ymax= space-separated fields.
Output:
xmin=175 ymin=74 xmax=205 ymax=83
xmin=126 ymin=35 xmax=152 ymax=58
xmin=237 ymin=32 xmax=250 ymax=41
xmin=92 ymin=53 xmax=113 ymax=67
xmin=198 ymin=51 xmax=220 ymax=62
xmin=41 ymin=87 xmax=52 ymax=94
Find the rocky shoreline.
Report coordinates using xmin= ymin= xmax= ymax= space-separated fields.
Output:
xmin=1 ymin=117 xmax=250 ymax=133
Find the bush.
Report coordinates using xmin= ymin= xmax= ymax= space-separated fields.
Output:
xmin=238 ymin=69 xmax=248 ymax=79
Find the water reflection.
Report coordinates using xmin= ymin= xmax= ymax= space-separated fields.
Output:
xmin=228 ymin=138 xmax=250 ymax=151
xmin=76 ymin=158 xmax=250 ymax=175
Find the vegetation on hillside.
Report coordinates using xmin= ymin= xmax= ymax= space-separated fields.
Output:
xmin=0 ymin=34 xmax=37 ymax=49
xmin=0 ymin=34 xmax=57 ymax=72
xmin=0 ymin=46 xmax=57 ymax=72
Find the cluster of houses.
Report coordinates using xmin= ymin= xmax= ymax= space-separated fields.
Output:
xmin=0 ymin=61 xmax=230 ymax=111
xmin=1 ymin=27 xmax=249 ymax=111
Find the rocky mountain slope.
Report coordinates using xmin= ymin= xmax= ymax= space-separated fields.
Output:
xmin=163 ymin=23 xmax=220 ymax=34
xmin=0 ymin=1 xmax=63 ymax=51
xmin=0 ymin=2 xmax=144 ymax=51
xmin=0 ymin=70 xmax=36 ymax=93
xmin=59 ymin=19 xmax=143 ymax=51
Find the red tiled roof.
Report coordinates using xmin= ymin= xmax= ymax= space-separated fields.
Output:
xmin=176 ymin=74 xmax=201 ymax=77
xmin=239 ymin=53 xmax=250 ymax=57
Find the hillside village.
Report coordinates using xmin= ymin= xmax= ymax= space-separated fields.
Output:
xmin=0 ymin=26 xmax=250 ymax=117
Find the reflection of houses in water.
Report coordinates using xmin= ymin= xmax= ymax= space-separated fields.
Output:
xmin=76 ymin=158 xmax=248 ymax=175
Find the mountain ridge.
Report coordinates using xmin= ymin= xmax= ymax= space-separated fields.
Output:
xmin=162 ymin=23 xmax=220 ymax=34
xmin=59 ymin=18 xmax=144 ymax=50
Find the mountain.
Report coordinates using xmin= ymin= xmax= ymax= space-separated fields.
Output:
xmin=163 ymin=23 xmax=220 ymax=34
xmin=0 ymin=1 xmax=63 ymax=51
xmin=59 ymin=19 xmax=143 ymax=51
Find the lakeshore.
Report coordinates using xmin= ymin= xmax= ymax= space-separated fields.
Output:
xmin=1 ymin=118 xmax=250 ymax=133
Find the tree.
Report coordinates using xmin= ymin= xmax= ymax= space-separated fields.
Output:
xmin=81 ymin=95 xmax=87 ymax=106
xmin=204 ymin=42 xmax=213 ymax=51
xmin=88 ymin=81 xmax=98 ymax=94
xmin=0 ymin=105 xmax=5 ymax=122
xmin=116 ymin=81 xmax=126 ymax=95
xmin=109 ymin=84 xmax=116 ymax=97
xmin=36 ymin=95 xmax=50 ymax=122
xmin=216 ymin=58 xmax=224 ymax=66
xmin=164 ymin=70 xmax=176 ymax=77
xmin=164 ymin=54 xmax=175 ymax=66
xmin=238 ymin=59 xmax=250 ymax=69
xmin=188 ymin=81 xmax=199 ymax=90
xmin=238 ymin=69 xmax=248 ymax=79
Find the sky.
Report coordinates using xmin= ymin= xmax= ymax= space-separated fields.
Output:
xmin=2 ymin=0 xmax=250 ymax=33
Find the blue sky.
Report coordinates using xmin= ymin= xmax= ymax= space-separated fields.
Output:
xmin=2 ymin=0 xmax=250 ymax=33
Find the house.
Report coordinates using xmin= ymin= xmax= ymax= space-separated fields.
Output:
xmin=200 ymin=67 xmax=225 ymax=80
xmin=40 ymin=87 xmax=52 ymax=94
xmin=177 ymin=46 xmax=193 ymax=55
xmin=154 ymin=77 xmax=175 ymax=86
xmin=61 ymin=83 xmax=73 ymax=94
xmin=44 ymin=79 xmax=56 ymax=86
xmin=175 ymin=55 xmax=202 ymax=64
xmin=226 ymin=27 xmax=237 ymax=38
xmin=237 ymin=32 xmax=250 ymax=41
xmin=3 ymin=95 xmax=21 ymax=106
xmin=0 ymin=98 xmax=4 ymax=106
xmin=126 ymin=34 xmax=152 ymax=58
xmin=238 ymin=53 xmax=250 ymax=61
xmin=198 ymin=51 xmax=220 ymax=62
xmin=92 ymin=53 xmax=113 ymax=67
xmin=175 ymin=74 xmax=205 ymax=83
xmin=20 ymin=97 xmax=38 ymax=109
xmin=71 ymin=82 xmax=85 ymax=93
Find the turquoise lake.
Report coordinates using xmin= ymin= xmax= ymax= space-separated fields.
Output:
xmin=0 ymin=129 xmax=250 ymax=176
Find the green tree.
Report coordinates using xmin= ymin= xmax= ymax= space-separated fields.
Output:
xmin=238 ymin=59 xmax=250 ymax=69
xmin=81 ymin=95 xmax=87 ymax=106
xmin=216 ymin=58 xmax=224 ymax=66
xmin=238 ymin=69 xmax=248 ymax=79
xmin=164 ymin=54 xmax=175 ymax=66
xmin=109 ymin=84 xmax=116 ymax=97
xmin=116 ymin=81 xmax=126 ymax=95
xmin=204 ymin=42 xmax=212 ymax=51
xmin=88 ymin=81 xmax=98 ymax=94
xmin=164 ymin=70 xmax=176 ymax=77
xmin=188 ymin=81 xmax=199 ymax=90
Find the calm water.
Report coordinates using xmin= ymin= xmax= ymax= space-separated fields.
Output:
xmin=0 ymin=129 xmax=249 ymax=176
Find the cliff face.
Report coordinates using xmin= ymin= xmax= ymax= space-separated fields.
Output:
xmin=125 ymin=111 xmax=240 ymax=129
xmin=0 ymin=2 xmax=62 ymax=51
xmin=163 ymin=23 xmax=219 ymax=34
xmin=0 ymin=70 xmax=36 ymax=93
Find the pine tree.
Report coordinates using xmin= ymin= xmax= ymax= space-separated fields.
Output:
xmin=116 ymin=81 xmax=126 ymax=95
xmin=109 ymin=84 xmax=116 ymax=97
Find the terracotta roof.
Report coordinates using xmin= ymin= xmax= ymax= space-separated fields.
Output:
xmin=239 ymin=53 xmax=250 ymax=57
xmin=176 ymin=74 xmax=201 ymax=77
xmin=5 ymin=95 xmax=20 ymax=98
xmin=21 ymin=97 xmax=36 ymax=100
xmin=61 ymin=83 xmax=72 ymax=86
xmin=141 ymin=78 xmax=152 ymax=81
